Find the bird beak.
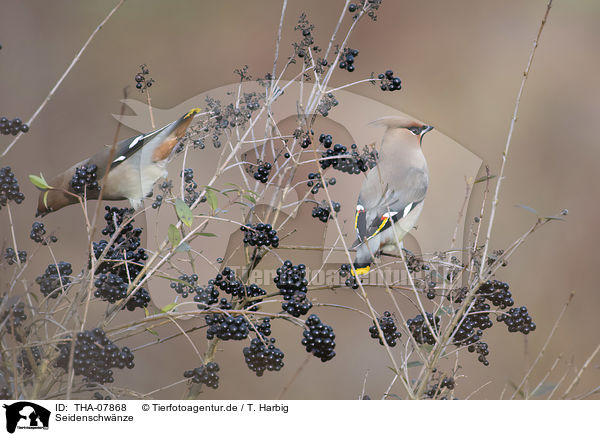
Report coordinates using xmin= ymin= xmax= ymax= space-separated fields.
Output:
xmin=420 ymin=125 xmax=434 ymax=146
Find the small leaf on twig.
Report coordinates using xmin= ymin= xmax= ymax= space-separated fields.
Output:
xmin=168 ymin=224 xmax=181 ymax=248
xmin=175 ymin=242 xmax=191 ymax=252
xmin=195 ymin=232 xmax=217 ymax=237
xmin=29 ymin=173 xmax=50 ymax=190
xmin=544 ymin=215 xmax=565 ymax=222
xmin=515 ymin=204 xmax=538 ymax=216
xmin=205 ymin=189 xmax=218 ymax=211
xmin=406 ymin=361 xmax=424 ymax=368
xmin=160 ymin=302 xmax=177 ymax=313
xmin=474 ymin=174 xmax=497 ymax=184
xmin=175 ymin=198 xmax=193 ymax=227
xmin=243 ymin=193 xmax=257 ymax=204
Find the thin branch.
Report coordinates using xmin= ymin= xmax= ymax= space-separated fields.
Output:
xmin=0 ymin=0 xmax=126 ymax=159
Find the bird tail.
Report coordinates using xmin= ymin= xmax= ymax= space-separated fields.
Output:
xmin=369 ymin=115 xmax=416 ymax=129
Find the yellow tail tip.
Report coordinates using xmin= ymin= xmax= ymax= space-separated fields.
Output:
xmin=184 ymin=108 xmax=202 ymax=119
xmin=351 ymin=265 xmax=370 ymax=276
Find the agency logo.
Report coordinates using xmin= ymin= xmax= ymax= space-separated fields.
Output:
xmin=2 ymin=402 xmax=50 ymax=433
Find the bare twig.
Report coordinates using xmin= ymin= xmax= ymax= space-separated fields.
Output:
xmin=0 ymin=0 xmax=126 ymax=159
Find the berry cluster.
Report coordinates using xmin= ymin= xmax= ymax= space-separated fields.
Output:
xmin=301 ymin=133 xmax=312 ymax=149
xmin=193 ymin=279 xmax=221 ymax=308
xmin=497 ymin=306 xmax=536 ymax=334
xmin=184 ymin=362 xmax=219 ymax=389
xmin=311 ymin=200 xmax=341 ymax=223
xmin=407 ymin=312 xmax=440 ymax=346
xmin=134 ymin=64 xmax=154 ymax=92
xmin=202 ymin=93 xmax=263 ymax=147
xmin=123 ymin=287 xmax=151 ymax=312
xmin=93 ymin=207 xmax=147 ymax=280
xmin=317 ymin=93 xmax=339 ymax=118
xmin=151 ymin=194 xmax=163 ymax=209
xmin=369 ymin=311 xmax=402 ymax=347
xmin=213 ymin=267 xmax=266 ymax=309
xmin=467 ymin=341 xmax=490 ymax=366
xmin=377 ymin=70 xmax=402 ymax=92
xmin=18 ymin=346 xmax=41 ymax=376
xmin=451 ymin=297 xmax=493 ymax=346
xmin=0 ymin=117 xmax=29 ymax=136
xmin=243 ymin=337 xmax=285 ymax=377
xmin=205 ymin=299 xmax=249 ymax=341
xmin=253 ymin=162 xmax=271 ymax=183
xmin=273 ymin=261 xmax=312 ymax=317
xmin=171 ymin=273 xmax=200 ymax=298
xmin=477 ymin=280 xmax=514 ymax=309
xmin=0 ymin=166 xmax=25 ymax=210
xmin=4 ymin=247 xmax=26 ymax=265
xmin=70 ymin=164 xmax=99 ymax=194
xmin=30 ymin=221 xmax=57 ymax=244
xmin=55 ymin=328 xmax=134 ymax=384
xmin=241 ymin=223 xmax=279 ymax=248
xmin=182 ymin=168 xmax=200 ymax=206
xmin=92 ymin=207 xmax=151 ymax=311
xmin=36 ymin=261 xmax=72 ymax=298
xmin=318 ymin=136 xmax=378 ymax=174
xmin=282 ymin=288 xmax=312 ymax=317
xmin=293 ymin=12 xmax=317 ymax=64
xmin=426 ymin=377 xmax=455 ymax=398
xmin=93 ymin=273 xmax=127 ymax=304
xmin=302 ymin=314 xmax=336 ymax=362
xmin=339 ymin=264 xmax=359 ymax=289
xmin=254 ymin=317 xmax=272 ymax=337
xmin=0 ymin=299 xmax=26 ymax=334
xmin=306 ymin=172 xmax=336 ymax=194
xmin=339 ymin=48 xmax=359 ymax=72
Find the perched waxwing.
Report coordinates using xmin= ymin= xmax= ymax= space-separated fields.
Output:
xmin=352 ymin=116 xmax=433 ymax=276
xmin=36 ymin=108 xmax=202 ymax=216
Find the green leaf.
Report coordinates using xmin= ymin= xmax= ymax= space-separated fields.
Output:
xmin=175 ymin=242 xmax=191 ymax=252
xmin=406 ymin=361 xmax=424 ymax=368
xmin=175 ymin=198 xmax=193 ymax=227
xmin=43 ymin=191 xmax=49 ymax=209
xmin=544 ymin=215 xmax=566 ymax=222
xmin=474 ymin=174 xmax=497 ymax=184
xmin=29 ymin=173 xmax=50 ymax=190
xmin=233 ymin=201 xmax=252 ymax=208
xmin=243 ymin=193 xmax=257 ymax=204
xmin=168 ymin=224 xmax=181 ymax=248
xmin=515 ymin=204 xmax=538 ymax=216
xmin=205 ymin=189 xmax=218 ymax=211
xmin=384 ymin=393 xmax=403 ymax=400
xmin=146 ymin=327 xmax=159 ymax=336
xmin=160 ymin=302 xmax=177 ymax=313
xmin=195 ymin=232 xmax=217 ymax=237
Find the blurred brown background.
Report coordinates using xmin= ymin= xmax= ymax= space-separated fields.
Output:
xmin=0 ymin=0 xmax=598 ymax=399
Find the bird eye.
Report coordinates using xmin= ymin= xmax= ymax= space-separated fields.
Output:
xmin=409 ymin=127 xmax=420 ymax=135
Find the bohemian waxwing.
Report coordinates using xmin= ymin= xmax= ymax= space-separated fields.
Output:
xmin=36 ymin=108 xmax=201 ymax=216
xmin=352 ymin=116 xmax=433 ymax=276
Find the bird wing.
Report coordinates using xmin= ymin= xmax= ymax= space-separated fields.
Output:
xmin=355 ymin=165 xmax=428 ymax=243
xmin=109 ymin=123 xmax=173 ymax=170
